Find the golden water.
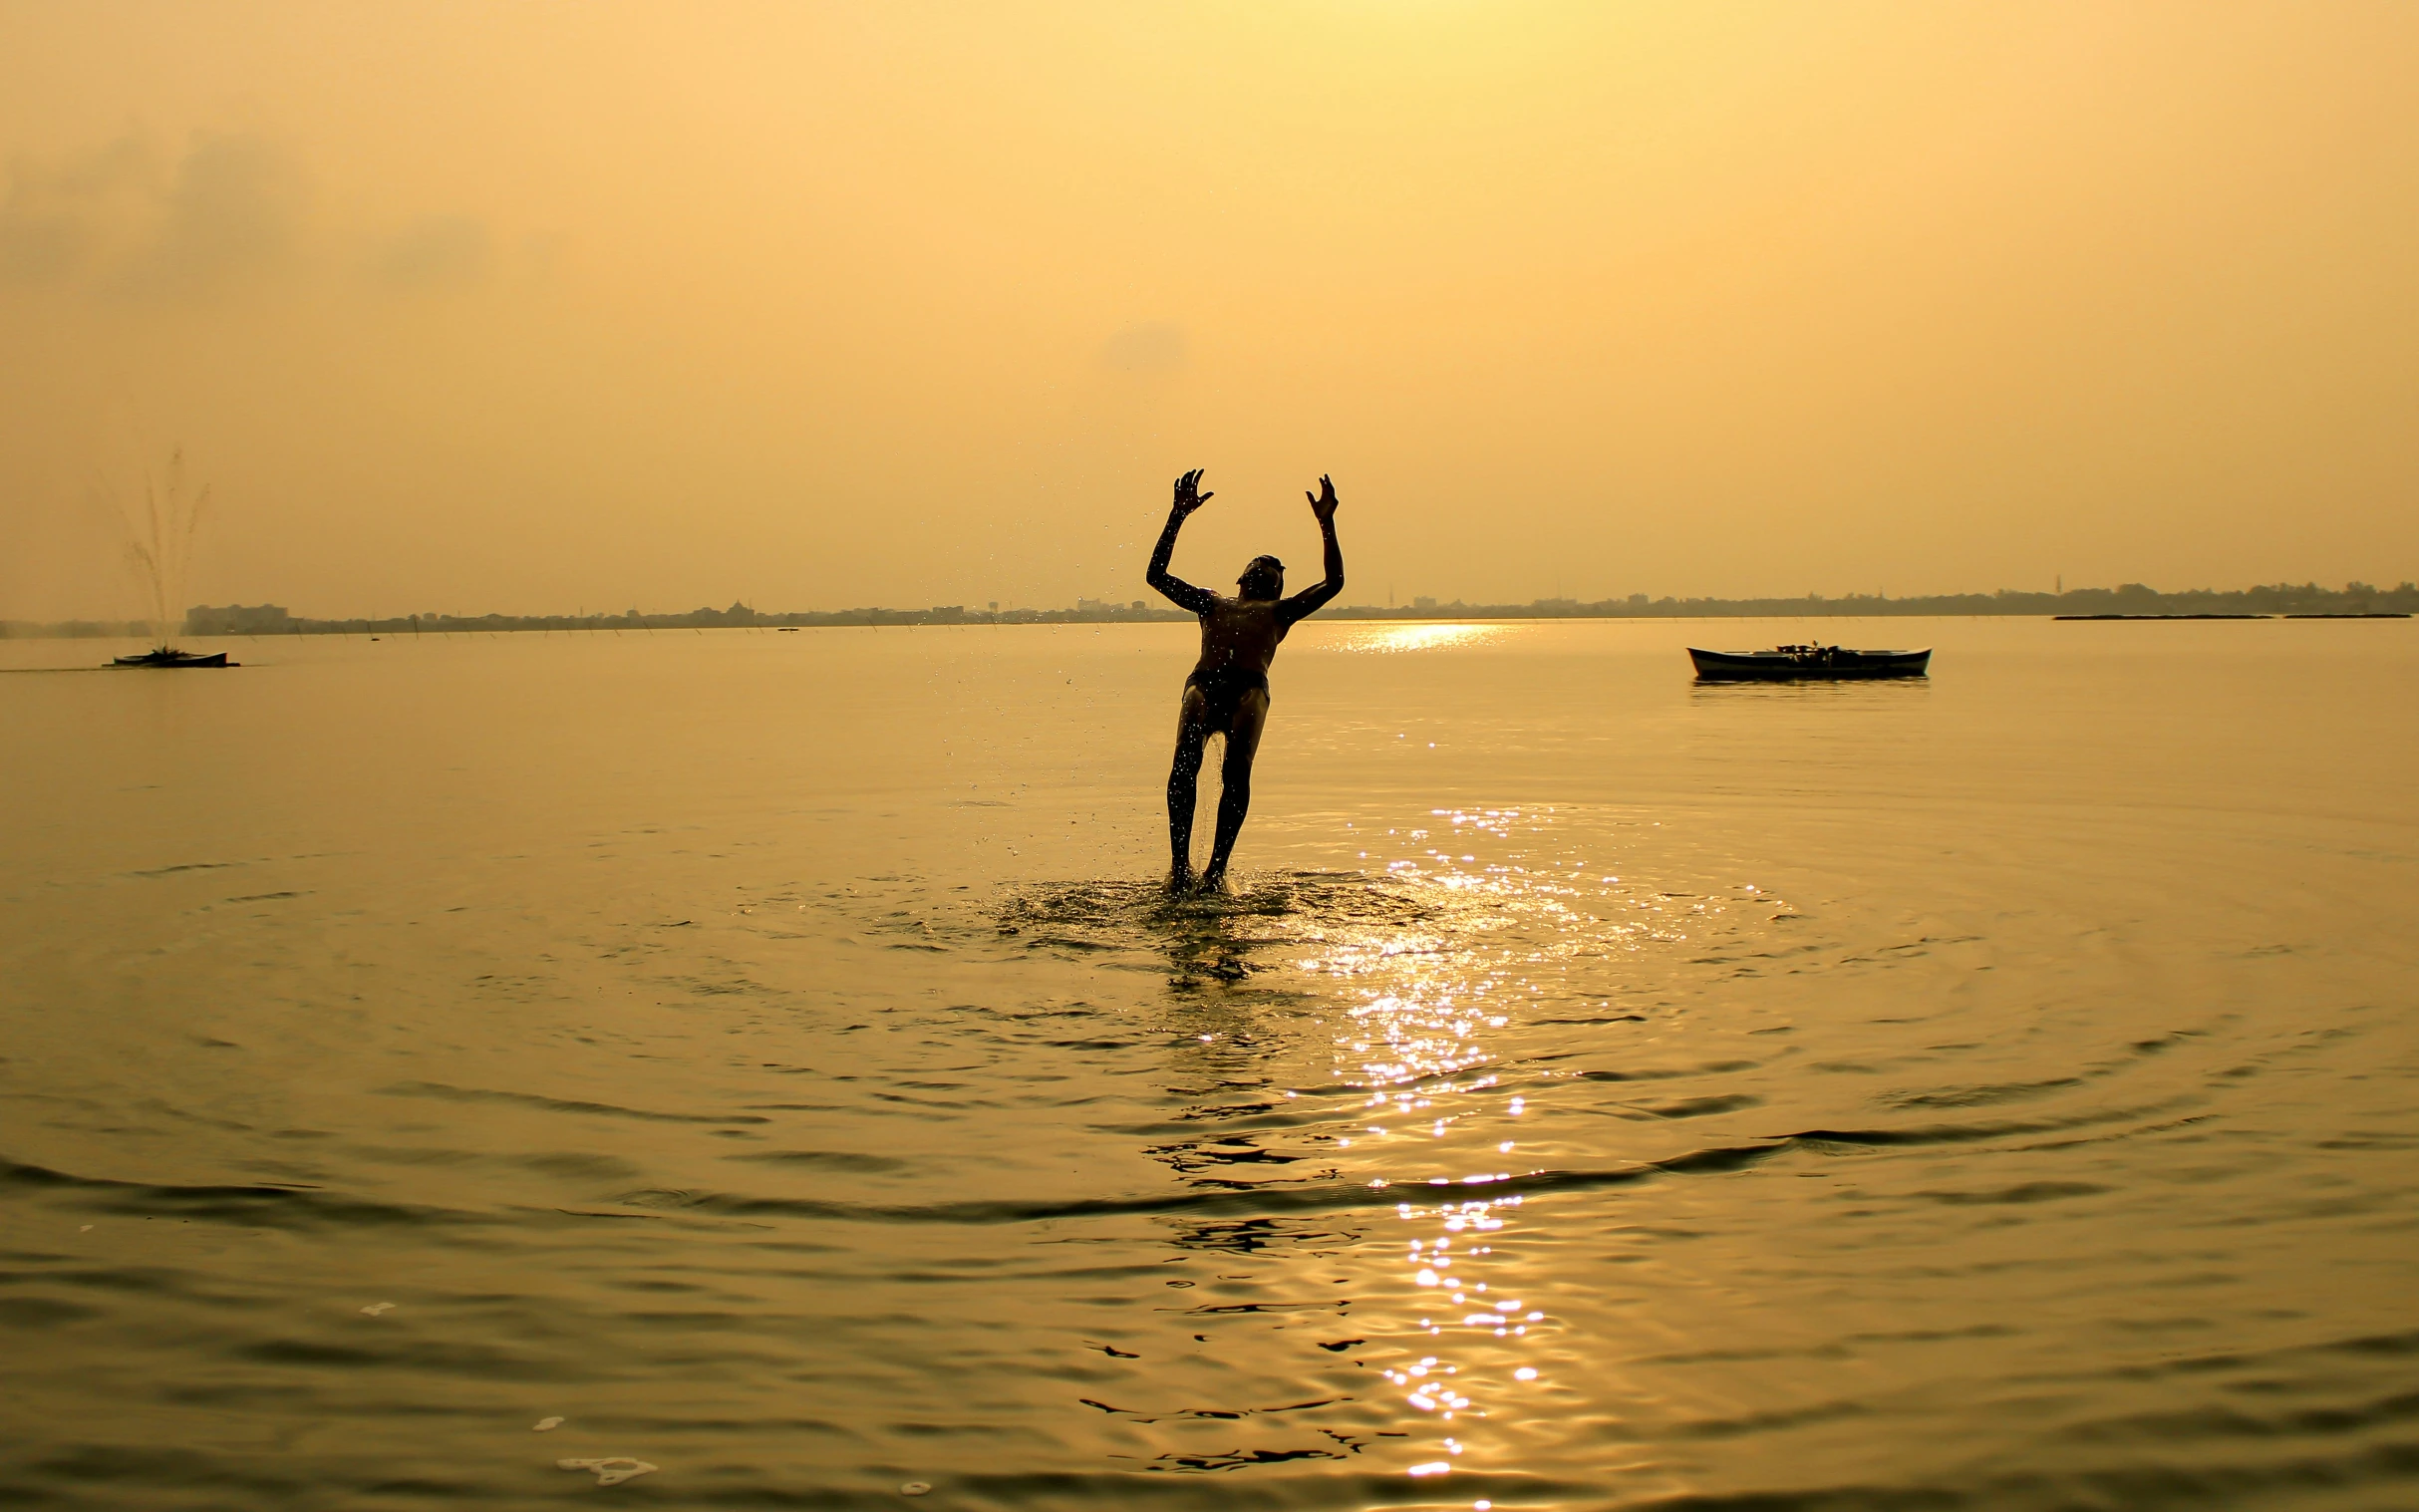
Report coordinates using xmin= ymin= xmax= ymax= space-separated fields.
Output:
xmin=3 ymin=618 xmax=2415 ymax=1509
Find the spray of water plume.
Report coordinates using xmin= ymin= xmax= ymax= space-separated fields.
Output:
xmin=101 ymin=447 xmax=211 ymax=652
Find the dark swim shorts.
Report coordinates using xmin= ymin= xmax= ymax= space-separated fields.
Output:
xmin=1185 ymin=665 xmax=1270 ymax=726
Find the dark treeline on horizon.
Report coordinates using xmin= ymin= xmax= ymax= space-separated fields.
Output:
xmin=6 ymin=580 xmax=2414 ymax=640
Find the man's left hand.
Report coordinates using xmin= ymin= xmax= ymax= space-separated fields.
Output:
xmin=1307 ymin=474 xmax=1340 ymax=522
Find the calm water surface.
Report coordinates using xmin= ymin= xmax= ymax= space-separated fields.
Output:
xmin=3 ymin=618 xmax=2416 ymax=1510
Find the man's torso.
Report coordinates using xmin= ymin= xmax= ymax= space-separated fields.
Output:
xmin=1191 ymin=597 xmax=1289 ymax=682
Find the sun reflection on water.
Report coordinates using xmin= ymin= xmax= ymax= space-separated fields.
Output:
xmin=1293 ymin=805 xmax=1643 ymax=1479
xmin=994 ymin=805 xmax=1752 ymax=1485
xmin=1329 ymin=622 xmax=1505 ymax=655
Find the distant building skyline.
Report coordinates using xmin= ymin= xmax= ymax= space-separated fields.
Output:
xmin=3 ymin=578 xmax=2393 ymax=640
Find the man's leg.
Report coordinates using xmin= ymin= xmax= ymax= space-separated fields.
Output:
xmin=1166 ymin=689 xmax=1211 ymax=885
xmin=1201 ymin=690 xmax=1269 ymax=886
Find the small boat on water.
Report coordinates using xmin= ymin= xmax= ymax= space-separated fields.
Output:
xmin=1688 ymin=644 xmax=1930 ymax=681
xmin=112 ymin=648 xmax=235 ymax=669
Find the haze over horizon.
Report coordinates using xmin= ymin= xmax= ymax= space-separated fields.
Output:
xmin=4 ymin=3 xmax=2416 ymax=623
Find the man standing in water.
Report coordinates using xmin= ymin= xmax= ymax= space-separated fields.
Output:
xmin=1146 ymin=467 xmax=1345 ymax=889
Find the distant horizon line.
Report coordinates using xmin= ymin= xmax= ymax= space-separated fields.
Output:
xmin=6 ymin=578 xmax=2414 ymax=639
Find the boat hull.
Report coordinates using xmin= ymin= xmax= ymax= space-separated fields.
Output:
xmin=1689 ymin=646 xmax=1930 ymax=681
xmin=112 ymin=650 xmax=233 ymax=668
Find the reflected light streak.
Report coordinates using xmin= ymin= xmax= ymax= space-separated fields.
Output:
xmin=1332 ymin=623 xmax=1505 ymax=655
xmin=1289 ymin=805 xmax=1752 ymax=1479
xmin=1305 ymin=851 xmax=1573 ymax=1479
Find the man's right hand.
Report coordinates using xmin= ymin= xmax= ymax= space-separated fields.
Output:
xmin=1172 ymin=467 xmax=1214 ymax=516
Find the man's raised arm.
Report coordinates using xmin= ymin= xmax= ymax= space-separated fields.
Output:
xmin=1146 ymin=467 xmax=1218 ymax=614
xmin=1281 ymin=474 xmax=1346 ymax=624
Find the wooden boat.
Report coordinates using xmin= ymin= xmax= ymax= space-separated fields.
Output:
xmin=112 ymin=648 xmax=235 ymax=668
xmin=1688 ymin=644 xmax=1930 ymax=681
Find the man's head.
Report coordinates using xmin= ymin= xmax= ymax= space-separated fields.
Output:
xmin=1237 ymin=555 xmax=1285 ymax=601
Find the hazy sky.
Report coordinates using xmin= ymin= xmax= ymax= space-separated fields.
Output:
xmin=3 ymin=2 xmax=2415 ymax=619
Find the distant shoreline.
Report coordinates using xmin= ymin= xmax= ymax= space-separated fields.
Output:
xmin=8 ymin=580 xmax=2411 ymax=639
xmin=2054 ymin=611 xmax=2411 ymax=621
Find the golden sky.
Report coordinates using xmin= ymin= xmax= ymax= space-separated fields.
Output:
xmin=2 ymin=2 xmax=2414 ymax=618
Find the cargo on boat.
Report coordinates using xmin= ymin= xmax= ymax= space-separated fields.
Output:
xmin=1688 ymin=644 xmax=1930 ymax=681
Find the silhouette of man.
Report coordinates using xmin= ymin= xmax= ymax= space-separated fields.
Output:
xmin=1146 ymin=467 xmax=1345 ymax=889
